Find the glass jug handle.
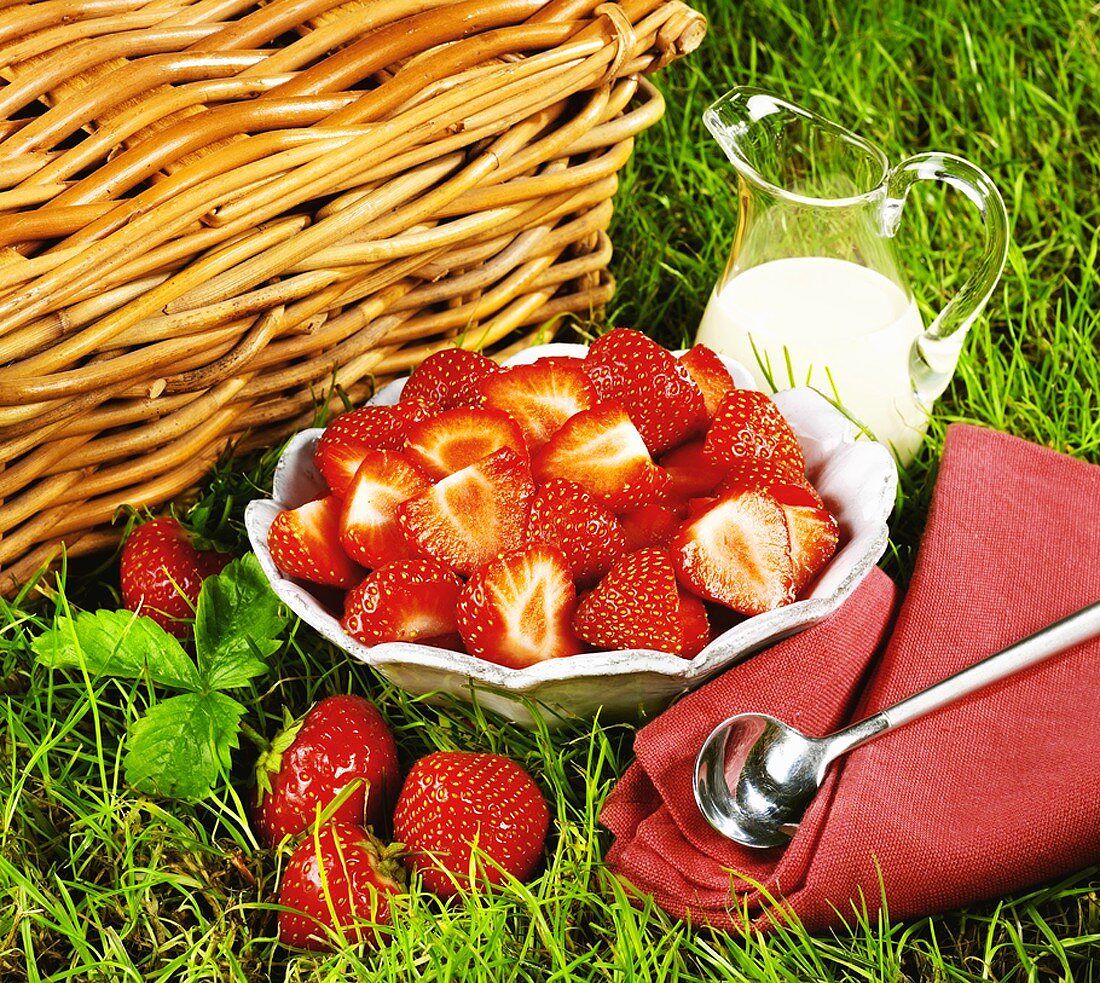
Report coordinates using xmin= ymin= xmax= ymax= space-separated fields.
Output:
xmin=881 ymin=153 xmax=1009 ymax=406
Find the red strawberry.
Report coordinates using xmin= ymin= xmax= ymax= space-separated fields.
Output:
xmin=396 ymin=447 xmax=535 ymax=577
xmin=475 ymin=357 xmax=596 ymax=448
xmin=339 ymin=450 xmax=431 ymax=569
xmin=341 ymin=558 xmax=463 ymax=647
xmin=715 ymin=454 xmax=815 ymax=499
xmin=657 ymin=437 xmax=728 ymax=502
xmin=583 ymin=328 xmax=708 ymax=455
xmin=617 ymin=503 xmax=683 ymax=552
xmin=671 ymin=488 xmax=795 ymax=616
xmin=314 ymin=400 xmax=437 ymax=497
xmin=399 ymin=347 xmax=500 ymax=409
xmin=574 ymin=548 xmax=709 ymax=658
xmin=255 ymin=694 xmax=401 ymax=846
xmin=392 ymin=751 xmax=549 ymax=897
xmin=676 ymin=590 xmax=713 ymax=658
xmin=531 ymin=401 xmax=669 ymax=513
xmin=267 ymin=495 xmax=364 ymax=588
xmin=403 ymin=406 xmax=528 ymax=480
xmin=525 ymin=478 xmax=626 ymax=586
xmin=456 ymin=543 xmax=583 ymax=668
xmin=277 ymin=822 xmax=403 ymax=950
xmin=703 ymin=389 xmax=806 ymax=478
xmin=678 ymin=344 xmax=737 ymax=417
xmin=781 ymin=501 xmax=840 ymax=596
xmin=119 ymin=517 xmax=232 ymax=637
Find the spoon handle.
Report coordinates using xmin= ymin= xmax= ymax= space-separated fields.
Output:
xmin=882 ymin=599 xmax=1100 ymax=729
xmin=824 ymin=600 xmax=1100 ymax=768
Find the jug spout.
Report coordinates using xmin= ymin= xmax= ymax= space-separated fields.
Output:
xmin=703 ymin=88 xmax=890 ymax=205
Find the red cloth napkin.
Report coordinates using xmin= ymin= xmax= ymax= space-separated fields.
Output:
xmin=601 ymin=424 xmax=1100 ymax=933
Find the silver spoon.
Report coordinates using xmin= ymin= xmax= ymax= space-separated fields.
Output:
xmin=694 ymin=599 xmax=1100 ymax=849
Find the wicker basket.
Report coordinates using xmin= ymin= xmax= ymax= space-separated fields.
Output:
xmin=0 ymin=0 xmax=705 ymax=591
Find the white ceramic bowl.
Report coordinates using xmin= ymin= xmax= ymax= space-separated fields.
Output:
xmin=245 ymin=344 xmax=897 ymax=727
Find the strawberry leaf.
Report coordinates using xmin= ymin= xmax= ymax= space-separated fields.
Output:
xmin=33 ymin=609 xmax=201 ymax=692
xmin=33 ymin=550 xmax=290 ymax=802
xmin=123 ymin=692 xmax=245 ymax=802
xmin=194 ymin=552 xmax=287 ymax=691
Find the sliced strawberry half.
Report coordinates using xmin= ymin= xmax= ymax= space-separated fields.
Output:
xmin=703 ymin=389 xmax=806 ymax=479
xmin=671 ymin=487 xmax=795 ymax=616
xmin=618 ymin=503 xmax=683 ymax=552
xmin=676 ymin=590 xmax=712 ymax=658
xmin=678 ymin=344 xmax=737 ymax=418
xmin=267 ymin=495 xmax=364 ymax=588
xmin=583 ymin=328 xmax=708 ymax=455
xmin=396 ymin=447 xmax=535 ymax=577
xmin=403 ymin=406 xmax=528 ymax=480
xmin=339 ymin=449 xmax=431 ymax=569
xmin=399 ymin=347 xmax=500 ymax=409
xmin=525 ymin=478 xmax=626 ymax=587
xmin=658 ymin=437 xmax=728 ymax=503
xmin=531 ymin=401 xmax=669 ymax=513
xmin=314 ymin=400 xmax=437 ymax=497
xmin=574 ymin=547 xmax=708 ymax=658
xmin=781 ymin=501 xmax=840 ymax=596
xmin=341 ymin=557 xmax=463 ymax=646
xmin=456 ymin=543 xmax=583 ymax=668
xmin=475 ymin=357 xmax=597 ymax=449
xmin=716 ymin=456 xmax=824 ymax=508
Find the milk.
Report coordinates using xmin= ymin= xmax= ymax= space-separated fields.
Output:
xmin=696 ymin=256 xmax=929 ymax=463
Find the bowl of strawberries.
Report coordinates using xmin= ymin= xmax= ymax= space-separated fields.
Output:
xmin=245 ymin=330 xmax=897 ymax=726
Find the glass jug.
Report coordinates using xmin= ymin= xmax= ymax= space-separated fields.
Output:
xmin=695 ymin=87 xmax=1009 ymax=465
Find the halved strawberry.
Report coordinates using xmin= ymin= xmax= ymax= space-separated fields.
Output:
xmin=676 ymin=590 xmax=713 ymax=658
xmin=396 ymin=447 xmax=535 ymax=577
xmin=671 ymin=488 xmax=795 ymax=616
xmin=399 ymin=347 xmax=500 ymax=409
xmin=618 ymin=503 xmax=682 ymax=552
xmin=314 ymin=400 xmax=437 ymax=497
xmin=678 ymin=344 xmax=737 ymax=418
xmin=583 ymin=328 xmax=708 ymax=455
xmin=531 ymin=401 xmax=669 ymax=513
xmin=702 ymin=389 xmax=805 ymax=478
xmin=715 ymin=458 xmax=827 ymax=514
xmin=403 ymin=406 xmax=528 ymax=480
xmin=781 ymin=501 xmax=840 ymax=596
xmin=456 ymin=543 xmax=583 ymax=668
xmin=268 ymin=495 xmax=364 ymax=588
xmin=339 ymin=450 xmax=432 ymax=569
xmin=341 ymin=558 xmax=463 ymax=646
xmin=525 ymin=478 xmax=626 ymax=587
xmin=475 ymin=357 xmax=597 ymax=448
xmin=657 ymin=437 xmax=728 ymax=503
xmin=574 ymin=547 xmax=708 ymax=658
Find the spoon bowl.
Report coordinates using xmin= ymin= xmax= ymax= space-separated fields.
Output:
xmin=693 ymin=599 xmax=1100 ymax=849
xmin=694 ymin=713 xmax=823 ymax=848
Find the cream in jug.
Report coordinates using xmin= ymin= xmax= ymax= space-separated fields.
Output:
xmin=696 ymin=88 xmax=1008 ymax=465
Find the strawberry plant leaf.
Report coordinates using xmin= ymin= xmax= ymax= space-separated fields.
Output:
xmin=123 ymin=691 xmax=245 ymax=802
xmin=194 ymin=552 xmax=287 ymax=691
xmin=32 ymin=609 xmax=201 ymax=692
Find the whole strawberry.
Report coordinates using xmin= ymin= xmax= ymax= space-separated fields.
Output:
xmin=119 ymin=516 xmax=232 ymax=637
xmin=255 ymin=694 xmax=400 ymax=846
xmin=278 ymin=822 xmax=404 ymax=950
xmin=392 ymin=751 xmax=549 ymax=897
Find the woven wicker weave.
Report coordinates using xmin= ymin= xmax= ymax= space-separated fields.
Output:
xmin=0 ymin=0 xmax=705 ymax=590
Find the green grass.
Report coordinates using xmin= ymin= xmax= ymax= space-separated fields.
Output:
xmin=3 ymin=0 xmax=1099 ymax=979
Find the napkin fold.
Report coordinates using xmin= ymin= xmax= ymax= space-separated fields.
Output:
xmin=601 ymin=424 xmax=1100 ymax=933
